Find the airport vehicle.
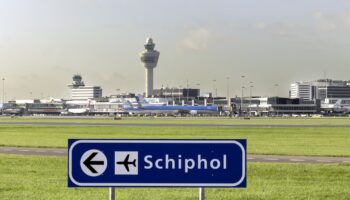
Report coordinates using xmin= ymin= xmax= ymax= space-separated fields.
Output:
xmin=27 ymin=103 xmax=64 ymax=115
xmin=1 ymin=103 xmax=24 ymax=115
xmin=2 ymin=108 xmax=23 ymax=115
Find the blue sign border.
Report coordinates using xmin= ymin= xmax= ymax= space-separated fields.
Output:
xmin=68 ymin=139 xmax=246 ymax=187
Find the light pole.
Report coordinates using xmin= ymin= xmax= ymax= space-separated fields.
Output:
xmin=274 ymin=84 xmax=279 ymax=97
xmin=196 ymin=83 xmax=200 ymax=93
xmin=249 ymin=82 xmax=253 ymax=116
xmin=115 ymin=89 xmax=120 ymax=98
xmin=186 ymin=79 xmax=189 ymax=103
xmin=1 ymin=78 xmax=4 ymax=103
xmin=178 ymin=85 xmax=182 ymax=105
xmin=212 ymin=80 xmax=216 ymax=105
xmin=196 ymin=83 xmax=200 ymax=105
xmin=226 ymin=77 xmax=230 ymax=107
xmin=274 ymin=84 xmax=279 ymax=116
xmin=240 ymin=75 xmax=245 ymax=117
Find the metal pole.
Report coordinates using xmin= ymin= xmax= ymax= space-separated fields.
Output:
xmin=274 ymin=84 xmax=279 ymax=116
xmin=178 ymin=85 xmax=182 ymax=105
xmin=109 ymin=187 xmax=115 ymax=200
xmin=241 ymin=76 xmax=245 ymax=117
xmin=186 ymin=79 xmax=189 ymax=104
xmin=2 ymin=79 xmax=4 ymax=104
xmin=241 ymin=86 xmax=244 ymax=117
xmin=212 ymin=80 xmax=216 ymax=105
xmin=199 ymin=187 xmax=205 ymax=200
xmin=196 ymin=83 xmax=200 ymax=106
xmin=227 ymin=77 xmax=230 ymax=107
xmin=249 ymin=82 xmax=253 ymax=116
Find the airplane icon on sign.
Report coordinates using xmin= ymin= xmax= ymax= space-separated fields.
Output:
xmin=116 ymin=154 xmax=137 ymax=172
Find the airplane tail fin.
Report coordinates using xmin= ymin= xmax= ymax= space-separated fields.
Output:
xmin=132 ymin=159 xmax=136 ymax=167
xmin=135 ymin=96 xmax=140 ymax=103
xmin=135 ymin=96 xmax=143 ymax=107
xmin=86 ymin=99 xmax=91 ymax=108
xmin=334 ymin=99 xmax=342 ymax=107
xmin=122 ymin=100 xmax=133 ymax=109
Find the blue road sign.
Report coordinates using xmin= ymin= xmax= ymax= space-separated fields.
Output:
xmin=68 ymin=139 xmax=246 ymax=187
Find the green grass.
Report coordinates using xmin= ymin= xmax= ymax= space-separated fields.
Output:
xmin=0 ymin=126 xmax=349 ymax=156
xmin=0 ymin=154 xmax=349 ymax=200
xmin=1 ymin=116 xmax=350 ymax=125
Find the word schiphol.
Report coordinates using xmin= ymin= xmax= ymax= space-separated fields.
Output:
xmin=144 ymin=154 xmax=227 ymax=173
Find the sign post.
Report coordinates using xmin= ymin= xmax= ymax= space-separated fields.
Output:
xmin=199 ymin=187 xmax=205 ymax=200
xmin=109 ymin=187 xmax=115 ymax=200
xmin=68 ymin=139 xmax=246 ymax=199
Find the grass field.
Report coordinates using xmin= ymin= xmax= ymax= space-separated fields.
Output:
xmin=0 ymin=154 xmax=349 ymax=200
xmin=1 ymin=116 xmax=350 ymax=125
xmin=0 ymin=118 xmax=349 ymax=199
xmin=0 ymin=125 xmax=349 ymax=156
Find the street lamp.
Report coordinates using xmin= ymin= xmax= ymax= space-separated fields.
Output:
xmin=274 ymin=84 xmax=279 ymax=97
xmin=186 ymin=79 xmax=189 ymax=103
xmin=226 ymin=77 xmax=230 ymax=107
xmin=212 ymin=80 xmax=216 ymax=105
xmin=178 ymin=85 xmax=182 ymax=104
xmin=249 ymin=82 xmax=253 ymax=116
xmin=274 ymin=84 xmax=279 ymax=116
xmin=240 ymin=75 xmax=245 ymax=117
xmin=115 ymin=89 xmax=120 ymax=98
xmin=196 ymin=83 xmax=200 ymax=105
xmin=1 ymin=78 xmax=4 ymax=103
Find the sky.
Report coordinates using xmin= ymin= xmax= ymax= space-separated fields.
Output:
xmin=0 ymin=0 xmax=350 ymax=100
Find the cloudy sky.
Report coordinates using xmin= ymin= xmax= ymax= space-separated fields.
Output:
xmin=0 ymin=0 xmax=350 ymax=100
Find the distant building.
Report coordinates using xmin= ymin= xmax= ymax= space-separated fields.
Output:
xmin=317 ymin=86 xmax=350 ymax=99
xmin=290 ymin=79 xmax=350 ymax=101
xmin=232 ymin=96 xmax=320 ymax=116
xmin=152 ymin=87 xmax=200 ymax=98
xmin=290 ymin=83 xmax=316 ymax=100
xmin=70 ymin=86 xmax=102 ymax=100
xmin=68 ymin=74 xmax=102 ymax=100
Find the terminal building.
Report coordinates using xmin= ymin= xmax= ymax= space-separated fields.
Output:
xmin=231 ymin=96 xmax=320 ymax=116
xmin=290 ymin=79 xmax=350 ymax=113
xmin=152 ymin=87 xmax=200 ymax=99
xmin=68 ymin=75 xmax=102 ymax=100
xmin=290 ymin=79 xmax=350 ymax=101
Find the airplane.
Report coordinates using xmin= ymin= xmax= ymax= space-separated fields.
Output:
xmin=66 ymin=99 xmax=92 ymax=115
xmin=124 ymin=104 xmax=218 ymax=115
xmin=332 ymin=100 xmax=350 ymax=114
xmin=116 ymin=154 xmax=136 ymax=172
xmin=123 ymin=97 xmax=218 ymax=116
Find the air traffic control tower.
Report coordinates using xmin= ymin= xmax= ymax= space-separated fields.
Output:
xmin=140 ymin=37 xmax=160 ymax=97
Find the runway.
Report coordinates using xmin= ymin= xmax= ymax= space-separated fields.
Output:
xmin=1 ymin=146 xmax=349 ymax=164
xmin=1 ymin=121 xmax=350 ymax=128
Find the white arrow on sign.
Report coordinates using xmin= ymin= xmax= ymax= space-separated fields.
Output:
xmin=80 ymin=149 xmax=107 ymax=177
